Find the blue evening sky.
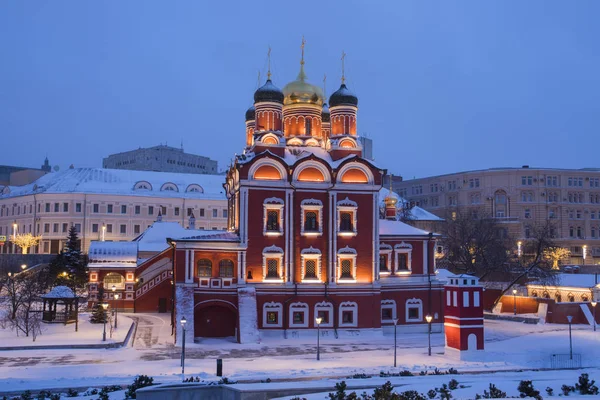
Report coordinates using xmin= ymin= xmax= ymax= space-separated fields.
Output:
xmin=1 ymin=1 xmax=599 ymax=179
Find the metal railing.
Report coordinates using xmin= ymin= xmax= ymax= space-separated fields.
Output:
xmin=550 ymin=353 xmax=582 ymax=369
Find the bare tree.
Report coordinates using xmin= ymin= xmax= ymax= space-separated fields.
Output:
xmin=439 ymin=207 xmax=512 ymax=280
xmin=12 ymin=233 xmax=42 ymax=254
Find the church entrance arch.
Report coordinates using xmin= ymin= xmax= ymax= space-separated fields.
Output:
xmin=194 ymin=301 xmax=237 ymax=338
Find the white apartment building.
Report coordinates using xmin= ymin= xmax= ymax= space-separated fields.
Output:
xmin=0 ymin=168 xmax=228 ymax=254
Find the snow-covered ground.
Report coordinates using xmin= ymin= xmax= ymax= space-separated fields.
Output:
xmin=0 ymin=312 xmax=131 ymax=347
xmin=1 ymin=315 xmax=599 ymax=396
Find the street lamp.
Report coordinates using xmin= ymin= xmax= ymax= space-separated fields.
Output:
xmin=101 ymin=303 xmax=109 ymax=341
xmin=567 ymin=315 xmax=573 ymax=360
xmin=592 ymin=301 xmax=597 ymax=332
xmin=20 ymin=264 xmax=26 ymax=270
xmin=113 ymin=293 xmax=119 ymax=329
xmin=101 ymin=224 xmax=106 ymax=241
xmin=180 ymin=316 xmax=187 ymax=375
xmin=512 ymin=289 xmax=518 ymax=315
xmin=517 ymin=241 xmax=522 ymax=258
xmin=392 ymin=318 xmax=398 ymax=367
xmin=12 ymin=222 xmax=17 ymax=240
xmin=425 ymin=314 xmax=433 ymax=356
xmin=316 ymin=316 xmax=323 ymax=361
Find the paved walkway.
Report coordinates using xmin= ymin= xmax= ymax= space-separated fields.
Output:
xmin=126 ymin=313 xmax=173 ymax=349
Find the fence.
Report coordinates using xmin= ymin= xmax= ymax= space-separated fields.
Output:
xmin=550 ymin=353 xmax=582 ymax=369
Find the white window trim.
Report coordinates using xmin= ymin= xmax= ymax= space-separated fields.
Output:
xmin=263 ymin=198 xmax=284 ymax=237
xmin=463 ymin=291 xmax=470 ymax=307
xmin=339 ymin=301 xmax=358 ymax=328
xmin=300 ymin=199 xmax=324 ymax=237
xmin=379 ymin=244 xmax=393 ymax=275
xmin=314 ymin=301 xmax=334 ymax=328
xmin=381 ymin=299 xmax=396 ymax=323
xmin=300 ymin=247 xmax=322 ymax=282
xmin=337 ymin=198 xmax=358 ymax=237
xmin=394 ymin=242 xmax=413 ymax=275
xmin=446 ymin=290 xmax=451 ymax=306
xmin=263 ymin=301 xmax=283 ymax=328
xmin=289 ymin=302 xmax=309 ymax=328
xmin=474 ymin=291 xmax=481 ymax=307
xmin=262 ymin=245 xmax=284 ymax=282
xmin=337 ymin=246 xmax=357 ymax=283
xmin=405 ymin=298 xmax=423 ymax=322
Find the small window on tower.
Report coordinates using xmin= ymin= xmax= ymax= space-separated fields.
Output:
xmin=305 ymin=118 xmax=312 ymax=136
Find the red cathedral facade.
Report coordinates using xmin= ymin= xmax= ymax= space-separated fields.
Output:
xmin=169 ymin=54 xmax=446 ymax=344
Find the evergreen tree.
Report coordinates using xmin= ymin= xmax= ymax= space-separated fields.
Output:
xmin=89 ymin=286 xmax=107 ymax=323
xmin=49 ymin=226 xmax=87 ymax=289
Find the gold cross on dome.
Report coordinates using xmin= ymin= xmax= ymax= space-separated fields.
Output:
xmin=267 ymin=46 xmax=272 ymax=80
xmin=301 ymin=36 xmax=306 ymax=65
xmin=341 ymin=51 xmax=346 ymax=84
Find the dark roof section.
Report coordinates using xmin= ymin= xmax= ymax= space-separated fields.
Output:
xmin=245 ymin=105 xmax=256 ymax=121
xmin=329 ymin=84 xmax=358 ymax=107
xmin=322 ymin=103 xmax=330 ymax=122
xmin=254 ymin=79 xmax=284 ymax=104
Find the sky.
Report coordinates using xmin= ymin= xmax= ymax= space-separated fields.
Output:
xmin=1 ymin=1 xmax=599 ymax=179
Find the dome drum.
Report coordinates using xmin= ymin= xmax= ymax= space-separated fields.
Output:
xmin=283 ymin=106 xmax=322 ymax=138
xmin=255 ymin=104 xmax=283 ymax=132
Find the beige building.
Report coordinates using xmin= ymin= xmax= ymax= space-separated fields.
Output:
xmin=393 ymin=166 xmax=600 ymax=264
xmin=0 ymin=168 xmax=228 ymax=254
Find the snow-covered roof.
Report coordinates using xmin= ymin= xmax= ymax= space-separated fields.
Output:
xmin=378 ymin=188 xmax=443 ymax=222
xmin=42 ymin=286 xmax=76 ymax=299
xmin=0 ymin=168 xmax=226 ymax=200
xmin=176 ymin=231 xmax=240 ymax=242
xmin=435 ymin=268 xmax=454 ymax=282
xmin=88 ymin=241 xmax=138 ymax=263
xmin=379 ymin=219 xmax=435 ymax=237
xmin=136 ymin=221 xmax=212 ymax=252
xmin=528 ymin=273 xmax=600 ymax=289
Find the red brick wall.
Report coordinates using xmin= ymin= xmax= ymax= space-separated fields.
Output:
xmin=499 ymin=295 xmax=540 ymax=314
xmin=135 ymin=279 xmax=173 ymax=313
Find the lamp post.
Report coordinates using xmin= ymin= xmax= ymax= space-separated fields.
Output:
xmin=101 ymin=224 xmax=106 ymax=241
xmin=113 ymin=294 xmax=119 ymax=329
xmin=592 ymin=301 xmax=597 ymax=332
xmin=12 ymin=222 xmax=17 ymax=240
xmin=567 ymin=315 xmax=573 ymax=360
xmin=180 ymin=316 xmax=187 ymax=375
xmin=316 ymin=316 xmax=322 ymax=361
xmin=512 ymin=289 xmax=518 ymax=315
xmin=20 ymin=264 xmax=26 ymax=270
xmin=425 ymin=314 xmax=433 ymax=356
xmin=101 ymin=303 xmax=109 ymax=341
xmin=392 ymin=318 xmax=398 ymax=367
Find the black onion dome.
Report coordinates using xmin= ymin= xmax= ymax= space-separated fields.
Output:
xmin=245 ymin=105 xmax=255 ymax=121
xmin=322 ymin=103 xmax=330 ymax=122
xmin=254 ymin=79 xmax=284 ymax=104
xmin=329 ymin=84 xmax=358 ymax=107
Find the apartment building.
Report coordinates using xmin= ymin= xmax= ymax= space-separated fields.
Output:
xmin=0 ymin=168 xmax=228 ymax=254
xmin=393 ymin=166 xmax=600 ymax=264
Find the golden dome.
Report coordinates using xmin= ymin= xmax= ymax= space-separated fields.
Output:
xmin=282 ymin=65 xmax=324 ymax=106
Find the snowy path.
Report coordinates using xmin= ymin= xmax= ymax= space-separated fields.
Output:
xmin=1 ymin=318 xmax=600 ymax=394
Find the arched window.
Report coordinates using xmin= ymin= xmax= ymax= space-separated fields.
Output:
xmin=340 ymin=168 xmax=369 ymax=183
xmin=555 ymin=292 xmax=562 ymax=302
xmin=263 ymin=136 xmax=279 ymax=145
xmin=197 ymin=259 xmax=212 ymax=277
xmin=103 ymin=272 xmax=124 ymax=289
xmin=254 ymin=165 xmax=283 ymax=180
xmin=134 ymin=181 xmax=152 ymax=191
xmin=568 ymin=293 xmax=575 ymax=302
xmin=298 ymin=167 xmax=325 ymax=182
xmin=531 ymin=290 xmax=538 ymax=298
xmin=305 ymin=118 xmax=312 ymax=135
xmin=160 ymin=182 xmax=179 ymax=192
xmin=582 ymin=294 xmax=589 ymax=302
xmin=186 ymin=184 xmax=204 ymax=193
xmin=543 ymin=291 xmax=550 ymax=299
xmin=219 ymin=259 xmax=234 ymax=278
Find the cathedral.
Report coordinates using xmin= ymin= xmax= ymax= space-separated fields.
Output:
xmin=170 ymin=45 xmax=446 ymax=344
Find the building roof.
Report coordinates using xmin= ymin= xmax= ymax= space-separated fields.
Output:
xmin=0 ymin=168 xmax=227 ymax=200
xmin=135 ymin=221 xmax=215 ymax=252
xmin=88 ymin=241 xmax=138 ymax=263
xmin=378 ymin=187 xmax=444 ymax=221
xmin=529 ymin=273 xmax=600 ymax=289
xmin=379 ymin=219 xmax=435 ymax=237
xmin=42 ymin=286 xmax=76 ymax=299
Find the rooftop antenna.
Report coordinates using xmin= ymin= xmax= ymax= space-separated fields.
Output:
xmin=341 ymin=51 xmax=346 ymax=84
xmin=180 ymin=139 xmax=184 ymax=151
xmin=267 ymin=46 xmax=272 ymax=80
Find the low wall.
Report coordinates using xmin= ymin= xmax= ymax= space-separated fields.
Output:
xmin=0 ymin=254 xmax=54 ymax=274
xmin=497 ymin=295 xmax=595 ymax=325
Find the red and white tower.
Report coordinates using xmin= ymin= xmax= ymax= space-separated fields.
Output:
xmin=444 ymin=274 xmax=484 ymax=357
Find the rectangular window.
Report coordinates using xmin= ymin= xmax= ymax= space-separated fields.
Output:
xmin=304 ymin=210 xmax=319 ymax=232
xmin=45 ymin=203 xmax=50 ymax=212
xmin=199 ymin=208 xmax=205 ymax=217
xmin=339 ymin=212 xmax=353 ymax=232
xmin=76 ymin=203 xmax=81 ymax=213
xmin=121 ymin=205 xmax=127 ymax=214
xmin=222 ymin=209 xmax=228 ymax=218
xmin=212 ymin=209 xmax=218 ymax=218
xmin=381 ymin=308 xmax=393 ymax=320
xmin=407 ymin=307 xmax=419 ymax=320
xmin=524 ymin=209 xmax=531 ymax=219
xmin=63 ymin=203 xmax=69 ymax=212
xmin=342 ymin=310 xmax=354 ymax=324
xmin=304 ymin=259 xmax=317 ymax=279
xmin=266 ymin=210 xmax=280 ymax=231
xmin=74 ymin=223 xmax=81 ymax=233
xmin=120 ymin=224 xmax=126 ymax=234
xmin=453 ymin=291 xmax=457 ymax=307
xmin=54 ymin=203 xmax=59 ymax=212
xmin=293 ymin=311 xmax=304 ymax=324
xmin=107 ymin=204 xmax=113 ymax=213
xmin=463 ymin=292 xmax=470 ymax=307
xmin=521 ymin=176 xmax=533 ymax=186
xmin=135 ymin=205 xmax=140 ymax=215
xmin=92 ymin=224 xmax=99 ymax=233
xmin=340 ymin=259 xmax=353 ymax=279
xmin=266 ymin=258 xmax=279 ymax=278
xmin=317 ymin=310 xmax=329 ymax=324
xmin=93 ymin=204 xmax=99 ymax=213
xmin=148 ymin=206 xmax=154 ymax=215
xmin=174 ymin=207 xmax=180 ymax=216
xmin=266 ymin=311 xmax=278 ymax=325
xmin=44 ymin=223 xmax=50 ymax=233
xmin=379 ymin=254 xmax=389 ymax=272
xmin=474 ymin=291 xmax=480 ymax=307
xmin=161 ymin=206 xmax=167 ymax=215
xmin=62 ymin=223 xmax=68 ymax=233
xmin=53 ymin=223 xmax=58 ymax=233
xmin=134 ymin=225 xmax=140 ymax=234
xmin=106 ymin=224 xmax=113 ymax=233
xmin=397 ymin=253 xmax=408 ymax=270
xmin=446 ymin=291 xmax=451 ymax=306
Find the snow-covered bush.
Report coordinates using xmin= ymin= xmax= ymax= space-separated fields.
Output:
xmin=475 ymin=383 xmax=506 ymax=399
xmin=517 ymin=380 xmax=541 ymax=400
xmin=125 ymin=375 xmax=154 ymax=399
xmin=575 ymin=373 xmax=599 ymax=395
xmin=561 ymin=384 xmax=575 ymax=395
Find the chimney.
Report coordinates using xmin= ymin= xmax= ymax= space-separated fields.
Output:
xmin=189 ymin=212 xmax=196 ymax=230
xmin=384 ymin=176 xmax=398 ymax=220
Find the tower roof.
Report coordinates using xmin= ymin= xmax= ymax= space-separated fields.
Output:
xmin=254 ymin=79 xmax=284 ymax=104
xmin=329 ymin=84 xmax=358 ymax=107
xmin=245 ymin=105 xmax=256 ymax=121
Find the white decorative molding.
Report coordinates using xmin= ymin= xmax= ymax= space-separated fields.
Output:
xmin=263 ymin=301 xmax=283 ymax=328
xmin=381 ymin=299 xmax=397 ymax=323
xmin=337 ymin=246 xmax=357 ymax=283
xmin=289 ymin=302 xmax=309 ymax=328
xmin=293 ymin=160 xmax=332 ymax=183
xmin=339 ymin=301 xmax=358 ymax=328
xmin=248 ymin=158 xmax=287 ymax=181
xmin=394 ymin=241 xmax=413 ymax=275
xmin=300 ymin=247 xmax=322 ymax=282
xmin=337 ymin=197 xmax=358 ymax=207
xmin=263 ymin=198 xmax=284 ymax=236
xmin=405 ymin=298 xmax=423 ymax=322
xmin=300 ymin=199 xmax=324 ymax=236
xmin=262 ymin=246 xmax=284 ymax=282
xmin=314 ymin=301 xmax=334 ymax=327
xmin=336 ymin=162 xmax=374 ymax=185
